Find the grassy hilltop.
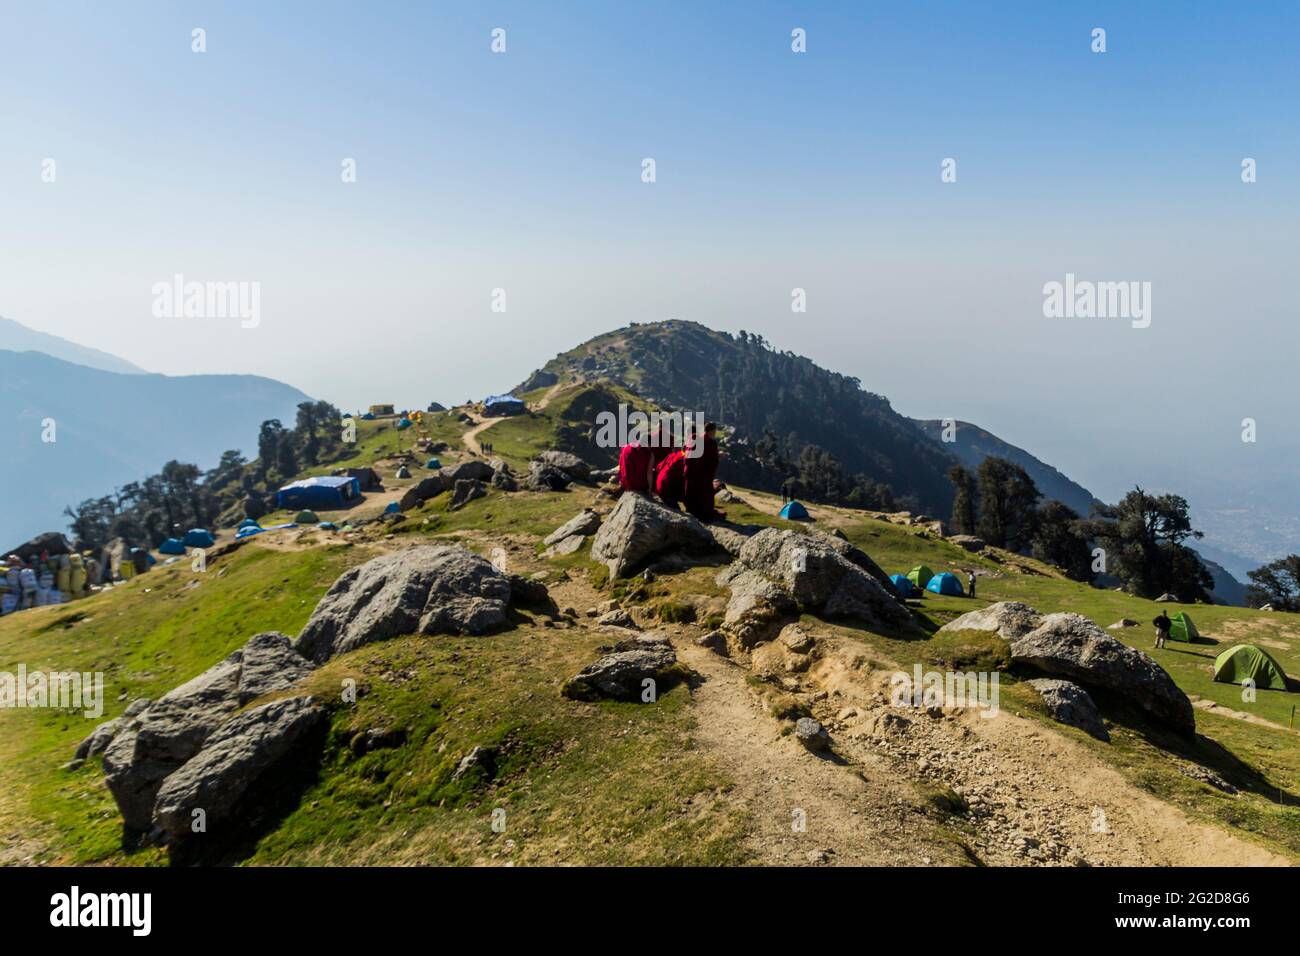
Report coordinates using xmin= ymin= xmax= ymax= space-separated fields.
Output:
xmin=2 ymin=382 xmax=1297 ymax=868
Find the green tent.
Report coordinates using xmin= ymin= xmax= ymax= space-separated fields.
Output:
xmin=295 ymin=509 xmax=319 ymax=524
xmin=1168 ymin=611 xmax=1199 ymax=642
xmin=907 ymin=565 xmax=935 ymax=589
xmin=1214 ymin=644 xmax=1290 ymax=691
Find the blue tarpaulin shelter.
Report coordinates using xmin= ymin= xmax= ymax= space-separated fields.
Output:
xmin=483 ymin=394 xmax=526 ymax=417
xmin=275 ymin=475 xmax=361 ymax=510
xmin=159 ymin=538 xmax=186 ymax=555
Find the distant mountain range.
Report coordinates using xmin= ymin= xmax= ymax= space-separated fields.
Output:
xmin=0 ymin=316 xmax=148 ymax=375
xmin=0 ymin=345 xmax=311 ymax=548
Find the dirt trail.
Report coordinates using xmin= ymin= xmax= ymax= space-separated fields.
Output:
xmin=676 ymin=640 xmax=969 ymax=865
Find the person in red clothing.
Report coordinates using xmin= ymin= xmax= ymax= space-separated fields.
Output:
xmin=654 ymin=447 xmax=688 ymax=509
xmin=617 ymin=441 xmax=656 ymax=494
xmin=683 ymin=422 xmax=723 ymax=521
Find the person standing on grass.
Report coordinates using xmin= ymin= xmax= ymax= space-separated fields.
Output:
xmin=967 ymin=571 xmax=977 ymax=599
xmin=1152 ymin=610 xmax=1171 ymax=649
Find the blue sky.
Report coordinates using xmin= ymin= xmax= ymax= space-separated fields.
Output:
xmin=2 ymin=1 xmax=1297 ymax=563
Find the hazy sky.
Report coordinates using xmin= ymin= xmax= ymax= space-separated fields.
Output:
xmin=2 ymin=1 xmax=1297 ymax=518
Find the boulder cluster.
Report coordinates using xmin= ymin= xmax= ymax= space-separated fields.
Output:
xmin=80 ymin=545 xmax=538 ymax=856
xmin=941 ymin=602 xmax=1195 ymax=736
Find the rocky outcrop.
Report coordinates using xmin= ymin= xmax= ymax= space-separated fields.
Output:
xmin=400 ymin=475 xmax=448 ymax=511
xmin=940 ymin=601 xmax=1043 ymax=640
xmin=535 ymin=450 xmax=590 ymax=479
xmin=561 ymin=633 xmax=682 ymax=702
xmin=294 ymin=546 xmax=513 ymax=664
xmin=525 ymin=461 xmax=574 ymax=492
xmin=715 ymin=529 xmax=909 ymax=649
xmin=449 ymin=479 xmax=486 ymax=510
xmin=490 ymin=462 xmax=518 ymax=491
xmin=439 ymin=460 xmax=495 ymax=484
xmin=590 ymin=493 xmax=720 ymax=578
xmin=949 ymin=535 xmax=985 ymax=552
xmin=1011 ymin=613 xmax=1194 ymax=735
xmin=99 ymin=632 xmax=315 ymax=831
xmin=1028 ymin=678 xmax=1109 ymax=741
xmin=152 ymin=696 xmax=327 ymax=841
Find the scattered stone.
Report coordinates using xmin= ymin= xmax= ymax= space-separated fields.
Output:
xmin=596 ymin=608 xmax=637 ymax=629
xmin=1108 ymin=619 xmax=1139 ymax=630
xmin=695 ymin=630 xmax=728 ymax=655
xmin=949 ymin=535 xmax=986 ymax=552
xmin=1028 ymin=678 xmax=1109 ymax=741
xmin=451 ymin=745 xmax=497 ymax=782
xmin=561 ymin=634 xmax=681 ymax=702
xmin=544 ymin=509 xmax=602 ymax=547
xmin=795 ymin=717 xmax=830 ymax=752
xmin=940 ymin=601 xmax=1043 ymax=640
xmin=439 ymin=460 xmax=495 ymax=483
xmin=534 ymin=450 xmax=590 ymax=479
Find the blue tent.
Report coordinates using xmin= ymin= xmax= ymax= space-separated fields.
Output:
xmin=238 ymin=518 xmax=260 ymax=529
xmin=275 ymin=475 xmax=361 ymax=510
xmin=361 ymin=412 xmax=375 ymax=420
xmin=396 ymin=417 xmax=413 ymax=430
xmin=889 ymin=574 xmax=916 ymax=597
xmin=236 ymin=525 xmax=264 ymax=539
xmin=779 ymin=500 xmax=810 ymax=521
xmin=384 ymin=501 xmax=401 ymax=514
xmin=159 ymin=538 xmax=186 ymax=556
xmin=182 ymin=528 xmax=215 ymax=548
xmin=425 ymin=457 xmax=442 ymax=469
xmin=926 ymin=572 xmax=965 ymax=596
xmin=318 ymin=521 xmax=338 ymax=530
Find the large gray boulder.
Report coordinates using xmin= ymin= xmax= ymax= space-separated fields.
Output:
xmin=590 ymin=493 xmax=719 ymax=578
xmin=561 ymin=634 xmax=680 ymax=701
xmin=525 ymin=461 xmax=574 ymax=492
xmin=535 ymin=450 xmax=590 ymax=479
xmin=734 ymin=529 xmax=911 ymax=628
xmin=716 ymin=564 xmax=797 ymax=647
xmin=1028 ymin=678 xmax=1109 ymax=741
xmin=820 ymin=534 xmax=903 ymax=599
xmin=940 ymin=601 xmax=1043 ymax=640
xmin=294 ymin=546 xmax=512 ymax=664
xmin=100 ymin=632 xmax=314 ymax=830
xmin=152 ymin=696 xmax=326 ymax=841
xmin=449 ymin=479 xmax=486 ymax=510
xmin=1011 ymin=613 xmax=1194 ymax=735
xmin=439 ymin=460 xmax=495 ymax=484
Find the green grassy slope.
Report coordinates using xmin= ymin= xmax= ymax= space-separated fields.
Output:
xmin=4 ymin=408 xmax=1298 ymax=867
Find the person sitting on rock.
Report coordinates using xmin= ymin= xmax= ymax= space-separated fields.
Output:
xmin=683 ymin=422 xmax=725 ymax=522
xmin=617 ymin=441 xmax=656 ymax=495
xmin=654 ymin=447 xmax=687 ymax=510
xmin=1152 ymin=610 xmax=1171 ymax=649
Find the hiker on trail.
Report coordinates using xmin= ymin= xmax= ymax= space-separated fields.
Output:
xmin=967 ymin=571 xmax=977 ymax=599
xmin=618 ymin=440 xmax=657 ymax=495
xmin=1152 ymin=610 xmax=1171 ymax=649
xmin=654 ymin=447 xmax=688 ymax=510
xmin=683 ymin=422 xmax=725 ymax=522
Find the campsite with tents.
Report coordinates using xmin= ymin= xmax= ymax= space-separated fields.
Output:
xmin=1 ymin=326 xmax=1299 ymax=871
